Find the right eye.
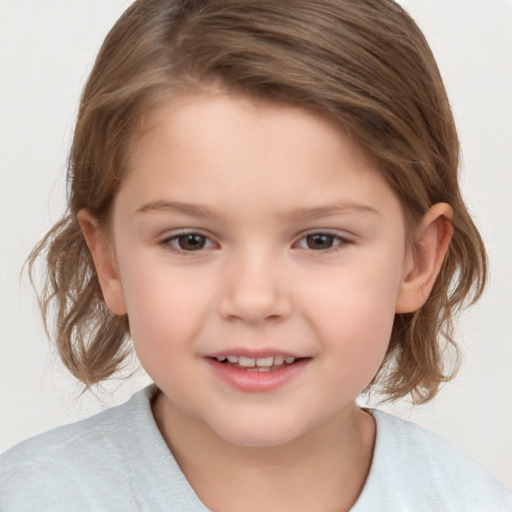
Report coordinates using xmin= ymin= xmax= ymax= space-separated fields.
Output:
xmin=161 ymin=232 xmax=215 ymax=253
xmin=294 ymin=231 xmax=350 ymax=252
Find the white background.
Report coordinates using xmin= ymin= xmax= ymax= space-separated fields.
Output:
xmin=1 ymin=0 xmax=511 ymax=488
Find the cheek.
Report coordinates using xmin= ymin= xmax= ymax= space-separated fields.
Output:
xmin=327 ymin=294 xmax=394 ymax=379
xmin=124 ymin=277 xmax=207 ymax=401
xmin=318 ymin=295 xmax=395 ymax=398
xmin=300 ymin=255 xmax=402 ymax=380
xmin=118 ymin=260 xmax=212 ymax=362
xmin=304 ymin=252 xmax=402 ymax=328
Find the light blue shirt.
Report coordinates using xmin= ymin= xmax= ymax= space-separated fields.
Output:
xmin=1 ymin=385 xmax=511 ymax=511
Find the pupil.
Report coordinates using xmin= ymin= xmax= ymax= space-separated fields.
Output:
xmin=178 ymin=234 xmax=205 ymax=250
xmin=307 ymin=234 xmax=334 ymax=250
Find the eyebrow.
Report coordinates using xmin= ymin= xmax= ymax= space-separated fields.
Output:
xmin=137 ymin=200 xmax=379 ymax=219
xmin=286 ymin=203 xmax=379 ymax=219
xmin=137 ymin=200 xmax=215 ymax=217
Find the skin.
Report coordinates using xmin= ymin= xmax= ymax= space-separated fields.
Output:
xmin=79 ymin=92 xmax=453 ymax=511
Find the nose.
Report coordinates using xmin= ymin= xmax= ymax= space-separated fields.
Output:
xmin=217 ymin=250 xmax=292 ymax=325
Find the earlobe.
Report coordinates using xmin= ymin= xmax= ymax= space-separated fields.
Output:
xmin=77 ymin=209 xmax=127 ymax=316
xmin=395 ymin=203 xmax=453 ymax=314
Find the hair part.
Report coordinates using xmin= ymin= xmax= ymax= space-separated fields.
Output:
xmin=29 ymin=0 xmax=486 ymax=401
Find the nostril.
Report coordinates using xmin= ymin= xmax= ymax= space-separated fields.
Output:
xmin=217 ymin=275 xmax=292 ymax=324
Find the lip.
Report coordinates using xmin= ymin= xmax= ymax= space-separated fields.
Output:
xmin=208 ymin=349 xmax=301 ymax=359
xmin=205 ymin=356 xmax=309 ymax=393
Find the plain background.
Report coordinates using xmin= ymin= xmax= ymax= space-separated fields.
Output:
xmin=1 ymin=0 xmax=511 ymax=488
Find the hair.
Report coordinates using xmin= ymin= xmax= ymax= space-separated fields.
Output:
xmin=29 ymin=0 xmax=486 ymax=402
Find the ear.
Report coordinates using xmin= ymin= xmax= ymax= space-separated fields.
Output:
xmin=77 ymin=209 xmax=127 ymax=316
xmin=395 ymin=203 xmax=453 ymax=313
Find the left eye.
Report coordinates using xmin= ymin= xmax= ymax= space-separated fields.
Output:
xmin=296 ymin=233 xmax=345 ymax=251
xmin=163 ymin=233 xmax=214 ymax=252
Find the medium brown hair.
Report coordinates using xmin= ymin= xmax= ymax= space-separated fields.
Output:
xmin=29 ymin=0 xmax=486 ymax=402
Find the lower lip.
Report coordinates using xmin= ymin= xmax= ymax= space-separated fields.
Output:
xmin=206 ymin=358 xmax=309 ymax=393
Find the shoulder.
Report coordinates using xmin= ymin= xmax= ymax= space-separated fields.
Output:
xmin=353 ymin=409 xmax=512 ymax=511
xmin=0 ymin=387 xmax=151 ymax=511
xmin=0 ymin=385 xmax=208 ymax=512
xmin=0 ymin=387 xmax=148 ymax=466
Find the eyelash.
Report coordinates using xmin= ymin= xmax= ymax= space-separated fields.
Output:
xmin=160 ymin=232 xmax=216 ymax=254
xmin=159 ymin=231 xmax=351 ymax=255
xmin=294 ymin=232 xmax=350 ymax=252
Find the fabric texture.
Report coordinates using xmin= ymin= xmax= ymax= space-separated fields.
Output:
xmin=1 ymin=385 xmax=511 ymax=511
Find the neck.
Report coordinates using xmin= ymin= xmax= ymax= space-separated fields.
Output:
xmin=152 ymin=392 xmax=376 ymax=512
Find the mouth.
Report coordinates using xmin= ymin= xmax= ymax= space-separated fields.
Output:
xmin=206 ymin=353 xmax=309 ymax=392
xmin=212 ymin=354 xmax=301 ymax=372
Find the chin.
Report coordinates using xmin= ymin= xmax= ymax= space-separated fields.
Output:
xmin=210 ymin=416 xmax=309 ymax=449
xmin=222 ymin=431 xmax=300 ymax=449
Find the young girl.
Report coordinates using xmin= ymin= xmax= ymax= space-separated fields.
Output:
xmin=1 ymin=0 xmax=510 ymax=510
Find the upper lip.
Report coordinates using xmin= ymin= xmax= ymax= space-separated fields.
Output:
xmin=206 ymin=349 xmax=306 ymax=359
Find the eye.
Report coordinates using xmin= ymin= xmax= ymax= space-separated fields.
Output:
xmin=162 ymin=232 xmax=215 ymax=252
xmin=295 ymin=232 xmax=348 ymax=251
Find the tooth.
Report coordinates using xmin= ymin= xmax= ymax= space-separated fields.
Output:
xmin=227 ymin=355 xmax=239 ymax=363
xmin=258 ymin=367 xmax=271 ymax=372
xmin=284 ymin=357 xmax=296 ymax=364
xmin=216 ymin=356 xmax=227 ymax=362
xmin=273 ymin=355 xmax=285 ymax=365
xmin=239 ymin=356 xmax=256 ymax=367
xmin=256 ymin=357 xmax=273 ymax=367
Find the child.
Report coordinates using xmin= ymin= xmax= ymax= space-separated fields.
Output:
xmin=1 ymin=0 xmax=510 ymax=510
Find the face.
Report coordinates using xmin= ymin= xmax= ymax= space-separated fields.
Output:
xmin=91 ymin=93 xmax=416 ymax=447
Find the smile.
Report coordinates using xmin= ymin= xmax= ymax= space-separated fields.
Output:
xmin=207 ymin=353 xmax=309 ymax=393
xmin=214 ymin=355 xmax=297 ymax=371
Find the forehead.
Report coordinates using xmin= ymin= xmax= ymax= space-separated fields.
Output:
xmin=131 ymin=92 xmax=366 ymax=161
xmin=118 ymin=92 xmax=402 ymax=222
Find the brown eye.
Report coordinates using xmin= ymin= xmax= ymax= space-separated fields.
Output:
xmin=161 ymin=231 xmax=216 ymax=254
xmin=176 ymin=234 xmax=207 ymax=251
xmin=295 ymin=232 xmax=350 ymax=252
xmin=305 ymin=234 xmax=335 ymax=250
